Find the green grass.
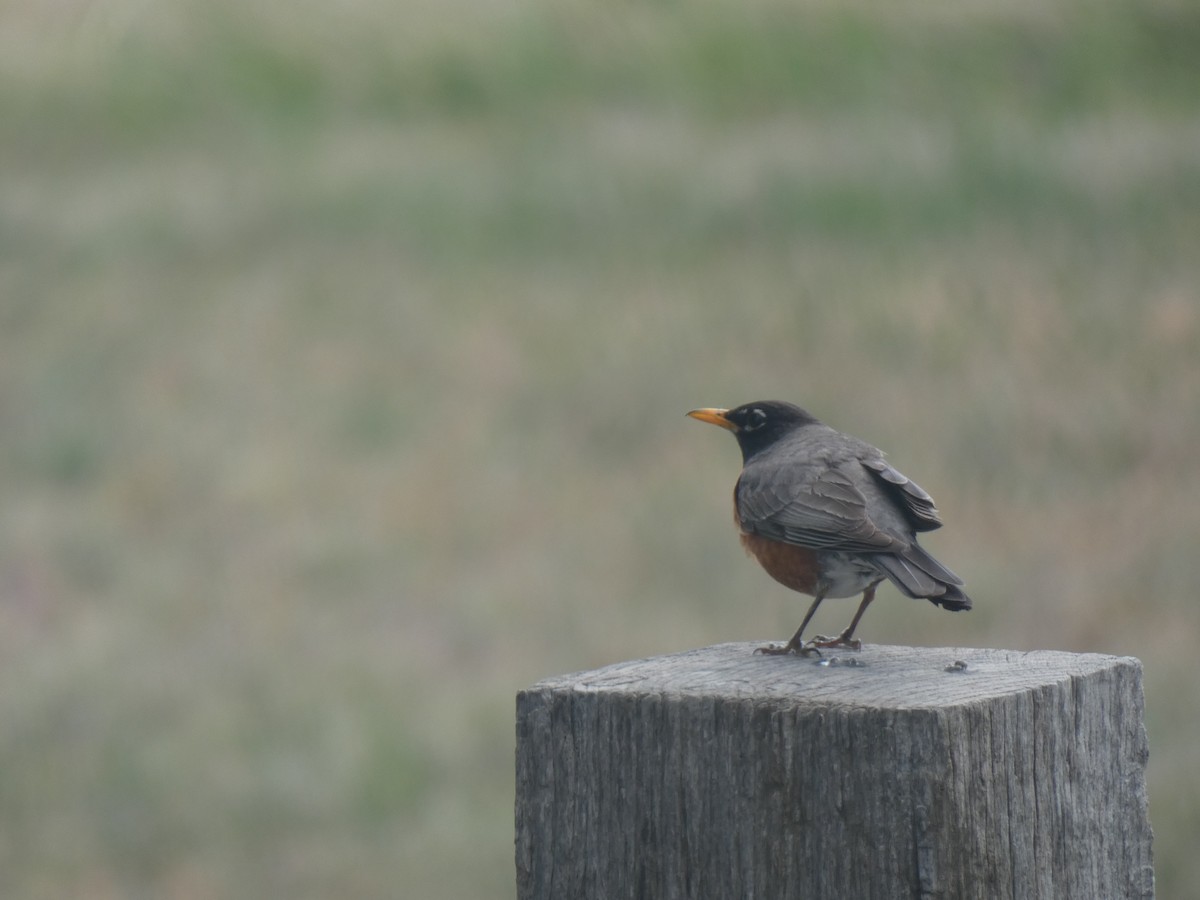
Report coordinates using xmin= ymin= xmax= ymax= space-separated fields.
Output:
xmin=2 ymin=0 xmax=1199 ymax=895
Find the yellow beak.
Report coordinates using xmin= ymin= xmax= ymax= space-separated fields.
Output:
xmin=686 ymin=407 xmax=737 ymax=431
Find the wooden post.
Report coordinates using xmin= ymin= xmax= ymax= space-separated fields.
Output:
xmin=515 ymin=643 xmax=1154 ymax=900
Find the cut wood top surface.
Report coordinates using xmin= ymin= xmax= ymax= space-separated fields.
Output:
xmin=525 ymin=643 xmax=1141 ymax=710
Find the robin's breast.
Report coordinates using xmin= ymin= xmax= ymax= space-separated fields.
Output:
xmin=739 ymin=532 xmax=822 ymax=595
xmin=740 ymin=533 xmax=883 ymax=599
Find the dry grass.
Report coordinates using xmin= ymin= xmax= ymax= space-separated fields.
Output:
xmin=1 ymin=0 xmax=1198 ymax=896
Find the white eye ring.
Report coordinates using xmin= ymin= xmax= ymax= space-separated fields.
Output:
xmin=745 ymin=408 xmax=767 ymax=431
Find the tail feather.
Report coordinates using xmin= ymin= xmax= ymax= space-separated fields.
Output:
xmin=934 ymin=584 xmax=972 ymax=611
xmin=870 ymin=547 xmax=972 ymax=611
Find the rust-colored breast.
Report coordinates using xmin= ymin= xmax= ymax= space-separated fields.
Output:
xmin=734 ymin=488 xmax=822 ymax=596
xmin=739 ymin=531 xmax=821 ymax=596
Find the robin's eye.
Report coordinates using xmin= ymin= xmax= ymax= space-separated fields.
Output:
xmin=744 ymin=408 xmax=768 ymax=431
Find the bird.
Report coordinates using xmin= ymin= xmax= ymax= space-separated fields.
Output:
xmin=687 ymin=401 xmax=971 ymax=655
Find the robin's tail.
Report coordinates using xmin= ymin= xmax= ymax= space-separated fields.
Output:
xmin=869 ymin=546 xmax=972 ymax=611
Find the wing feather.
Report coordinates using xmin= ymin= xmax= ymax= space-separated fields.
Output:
xmin=860 ymin=457 xmax=943 ymax=532
xmin=736 ymin=465 xmax=903 ymax=553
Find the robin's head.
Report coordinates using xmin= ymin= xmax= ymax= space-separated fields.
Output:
xmin=687 ymin=401 xmax=820 ymax=461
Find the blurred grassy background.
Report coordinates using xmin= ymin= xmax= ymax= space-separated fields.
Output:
xmin=2 ymin=0 xmax=1198 ymax=896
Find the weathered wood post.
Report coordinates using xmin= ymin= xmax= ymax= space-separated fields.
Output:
xmin=515 ymin=643 xmax=1153 ymax=900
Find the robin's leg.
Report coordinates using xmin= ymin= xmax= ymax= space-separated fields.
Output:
xmin=811 ymin=584 xmax=877 ymax=651
xmin=757 ymin=591 xmax=825 ymax=656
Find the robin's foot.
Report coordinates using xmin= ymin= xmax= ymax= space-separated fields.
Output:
xmin=755 ymin=639 xmax=821 ymax=657
xmin=810 ymin=633 xmax=862 ymax=651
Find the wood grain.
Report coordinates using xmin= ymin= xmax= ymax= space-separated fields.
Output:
xmin=516 ymin=643 xmax=1154 ymax=899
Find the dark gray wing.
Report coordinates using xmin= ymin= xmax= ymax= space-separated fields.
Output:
xmin=735 ymin=463 xmax=907 ymax=553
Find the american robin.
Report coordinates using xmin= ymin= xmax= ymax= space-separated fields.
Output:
xmin=687 ymin=401 xmax=971 ymax=655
